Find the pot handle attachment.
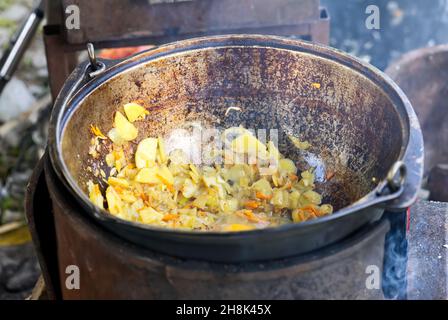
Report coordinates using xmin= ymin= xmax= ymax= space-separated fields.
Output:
xmin=374 ymin=161 xmax=407 ymax=203
xmin=48 ymin=43 xmax=119 ymax=207
xmin=384 ymin=101 xmax=424 ymax=211
xmin=344 ymin=161 xmax=409 ymax=214
xmin=86 ymin=43 xmax=107 ymax=78
xmin=54 ymin=43 xmax=111 ymax=114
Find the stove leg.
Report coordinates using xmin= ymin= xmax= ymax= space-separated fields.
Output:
xmin=382 ymin=210 xmax=408 ymax=300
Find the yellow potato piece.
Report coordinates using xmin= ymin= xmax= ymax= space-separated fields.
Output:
xmin=192 ymin=193 xmax=208 ymax=209
xmin=105 ymin=152 xmax=115 ymax=167
xmin=108 ymin=177 xmax=130 ymax=188
xmin=106 ymin=186 xmax=123 ymax=215
xmin=123 ymin=103 xmax=148 ymax=122
xmin=107 ymin=128 xmax=125 ymax=145
xmin=278 ymin=158 xmax=297 ymax=175
xmin=219 ymin=199 xmax=239 ymax=213
xmin=139 ymin=207 xmax=164 ymax=224
xmin=135 ymin=167 xmax=160 ymax=184
xmin=189 ymin=164 xmax=200 ymax=183
xmin=231 ymin=133 xmax=266 ymax=156
xmin=120 ymin=192 xmax=138 ymax=203
xmin=252 ymin=178 xmax=273 ymax=196
xmin=226 ymin=165 xmax=246 ymax=183
xmin=271 ymin=189 xmax=289 ymax=208
xmin=289 ymin=190 xmax=301 ymax=209
xmin=320 ymin=204 xmax=333 ymax=215
xmin=157 ymin=164 xmax=174 ymax=186
xmin=303 ymin=190 xmax=322 ymax=205
xmin=181 ymin=178 xmax=198 ymax=198
xmin=88 ymin=183 xmax=104 ymax=209
xmin=114 ymin=111 xmax=138 ymax=141
xmin=300 ymin=170 xmax=315 ymax=187
xmin=135 ymin=138 xmax=158 ymax=168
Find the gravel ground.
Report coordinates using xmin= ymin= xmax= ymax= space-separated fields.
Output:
xmin=0 ymin=242 xmax=40 ymax=300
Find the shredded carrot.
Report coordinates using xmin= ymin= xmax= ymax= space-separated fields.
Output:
xmin=289 ymin=173 xmax=298 ymax=181
xmin=90 ymin=125 xmax=107 ymax=139
xmin=162 ymin=213 xmax=178 ymax=222
xmin=302 ymin=205 xmax=320 ymax=217
xmin=237 ymin=209 xmax=264 ymax=223
xmin=156 ymin=174 xmax=174 ymax=192
xmin=244 ymin=200 xmax=260 ymax=209
xmin=139 ymin=193 xmax=151 ymax=206
xmin=255 ymin=191 xmax=273 ymax=200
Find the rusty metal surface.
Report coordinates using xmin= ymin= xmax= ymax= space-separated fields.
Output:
xmin=40 ymin=154 xmax=388 ymax=299
xmin=386 ymin=45 xmax=448 ymax=174
xmin=62 ymin=0 xmax=321 ymax=45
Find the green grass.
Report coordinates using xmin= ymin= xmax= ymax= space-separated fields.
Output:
xmin=0 ymin=0 xmax=15 ymax=11
xmin=0 ymin=18 xmax=15 ymax=29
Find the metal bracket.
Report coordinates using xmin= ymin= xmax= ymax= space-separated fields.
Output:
xmin=87 ymin=43 xmax=106 ymax=78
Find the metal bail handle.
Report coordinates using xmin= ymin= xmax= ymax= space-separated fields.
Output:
xmin=387 ymin=161 xmax=407 ymax=191
xmin=377 ymin=160 xmax=407 ymax=197
xmin=86 ymin=43 xmax=106 ymax=78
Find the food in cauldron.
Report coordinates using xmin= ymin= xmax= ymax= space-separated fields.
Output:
xmin=86 ymin=102 xmax=332 ymax=231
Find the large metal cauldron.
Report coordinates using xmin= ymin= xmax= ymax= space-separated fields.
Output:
xmin=48 ymin=35 xmax=423 ymax=262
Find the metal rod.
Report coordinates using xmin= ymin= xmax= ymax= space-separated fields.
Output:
xmin=0 ymin=1 xmax=44 ymax=95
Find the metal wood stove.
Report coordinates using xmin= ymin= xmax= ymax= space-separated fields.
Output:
xmin=27 ymin=0 xmax=412 ymax=300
